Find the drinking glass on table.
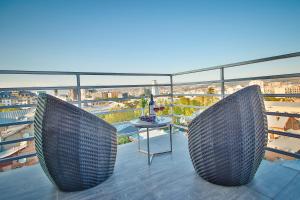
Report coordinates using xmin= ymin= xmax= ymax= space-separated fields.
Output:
xmin=159 ymin=105 xmax=165 ymax=112
xmin=153 ymin=105 xmax=160 ymax=121
xmin=153 ymin=106 xmax=160 ymax=113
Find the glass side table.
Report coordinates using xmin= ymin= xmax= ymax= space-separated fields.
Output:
xmin=130 ymin=117 xmax=173 ymax=165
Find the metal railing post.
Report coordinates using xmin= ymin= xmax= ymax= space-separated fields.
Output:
xmin=76 ymin=74 xmax=82 ymax=108
xmin=170 ymin=75 xmax=174 ymax=118
xmin=220 ymin=67 xmax=225 ymax=99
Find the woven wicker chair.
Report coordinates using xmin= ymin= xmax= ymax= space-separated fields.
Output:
xmin=34 ymin=94 xmax=117 ymax=191
xmin=188 ymin=85 xmax=267 ymax=186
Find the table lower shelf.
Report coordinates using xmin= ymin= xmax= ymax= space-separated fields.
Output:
xmin=138 ymin=149 xmax=172 ymax=164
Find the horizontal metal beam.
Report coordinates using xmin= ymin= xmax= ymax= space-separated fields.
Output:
xmin=80 ymin=83 xmax=171 ymax=89
xmin=0 ymin=153 xmax=37 ymax=164
xmin=225 ymin=73 xmax=300 ymax=83
xmin=93 ymin=108 xmax=141 ymax=115
xmin=265 ymin=147 xmax=300 ymax=159
xmin=173 ymin=93 xmax=222 ymax=97
xmin=0 ymin=70 xmax=171 ymax=76
xmin=77 ymin=94 xmax=171 ymax=104
xmin=265 ymin=112 xmax=300 ymax=118
xmin=0 ymin=136 xmax=35 ymax=145
xmin=172 ymin=104 xmax=207 ymax=109
xmin=0 ymin=104 xmax=36 ymax=109
xmin=173 ymin=114 xmax=191 ymax=118
xmin=173 ymin=52 xmax=300 ymax=76
xmin=0 ymin=120 xmax=33 ymax=127
xmin=81 ymin=97 xmax=141 ymax=103
xmin=172 ymin=124 xmax=188 ymax=130
xmin=0 ymin=86 xmax=76 ymax=91
xmin=173 ymin=80 xmax=221 ymax=86
xmin=0 ymin=84 xmax=171 ymax=91
xmin=0 ymin=95 xmax=171 ymax=108
xmin=172 ymin=73 xmax=300 ymax=88
xmin=268 ymin=129 xmax=300 ymax=139
xmin=263 ymin=93 xmax=300 ymax=98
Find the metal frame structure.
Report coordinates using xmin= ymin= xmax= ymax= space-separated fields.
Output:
xmin=135 ymin=123 xmax=173 ymax=165
xmin=0 ymin=51 xmax=300 ymax=163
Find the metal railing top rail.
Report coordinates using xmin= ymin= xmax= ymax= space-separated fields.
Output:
xmin=1 ymin=52 xmax=299 ymax=78
xmin=0 ymin=120 xmax=33 ymax=127
xmin=0 ymin=94 xmax=172 ymax=109
xmin=0 ymin=70 xmax=171 ymax=76
xmin=0 ymin=83 xmax=172 ymax=92
xmin=172 ymin=72 xmax=300 ymax=87
xmin=173 ymin=52 xmax=300 ymax=76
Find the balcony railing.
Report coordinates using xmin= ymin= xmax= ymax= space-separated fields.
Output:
xmin=0 ymin=52 xmax=300 ymax=165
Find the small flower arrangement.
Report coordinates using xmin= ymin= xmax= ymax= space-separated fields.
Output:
xmin=140 ymin=97 xmax=148 ymax=116
xmin=140 ymin=97 xmax=148 ymax=109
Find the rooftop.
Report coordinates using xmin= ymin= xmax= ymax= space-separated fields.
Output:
xmin=1 ymin=133 xmax=300 ymax=200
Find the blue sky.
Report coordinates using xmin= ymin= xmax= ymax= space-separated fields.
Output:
xmin=0 ymin=0 xmax=299 ymax=86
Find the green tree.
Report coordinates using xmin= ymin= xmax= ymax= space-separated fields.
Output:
xmin=117 ymin=136 xmax=131 ymax=145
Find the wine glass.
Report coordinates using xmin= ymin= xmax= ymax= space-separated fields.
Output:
xmin=153 ymin=106 xmax=160 ymax=113
xmin=159 ymin=105 xmax=165 ymax=112
xmin=159 ymin=105 xmax=165 ymax=120
xmin=153 ymin=106 xmax=160 ymax=121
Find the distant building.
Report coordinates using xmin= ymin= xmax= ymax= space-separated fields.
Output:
xmin=285 ymin=85 xmax=300 ymax=94
xmin=101 ymin=92 xmax=109 ymax=99
xmin=122 ymin=92 xmax=129 ymax=98
xmin=0 ymin=91 xmax=36 ymax=105
xmin=0 ymin=91 xmax=16 ymax=106
xmin=151 ymin=80 xmax=159 ymax=95
xmin=108 ymin=91 xmax=119 ymax=98
xmin=266 ymin=116 xmax=300 ymax=161
xmin=0 ymin=121 xmax=37 ymax=171
xmin=268 ymin=116 xmax=300 ymax=133
xmin=0 ymin=91 xmax=11 ymax=99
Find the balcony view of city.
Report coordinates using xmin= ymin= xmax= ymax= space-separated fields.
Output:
xmin=1 ymin=77 xmax=300 ymax=170
xmin=1 ymin=0 xmax=300 ymax=200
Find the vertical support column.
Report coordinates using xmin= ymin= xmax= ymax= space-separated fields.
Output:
xmin=169 ymin=75 xmax=174 ymax=133
xmin=220 ymin=67 xmax=225 ymax=99
xmin=0 ymin=137 xmax=2 ymax=152
xmin=76 ymin=74 xmax=82 ymax=108
xmin=169 ymin=75 xmax=174 ymax=117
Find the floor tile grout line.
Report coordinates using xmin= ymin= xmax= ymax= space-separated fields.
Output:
xmin=244 ymin=185 xmax=274 ymax=200
xmin=272 ymin=170 xmax=300 ymax=200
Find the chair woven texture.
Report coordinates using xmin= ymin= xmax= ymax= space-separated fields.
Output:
xmin=188 ymin=85 xmax=267 ymax=186
xmin=34 ymin=94 xmax=117 ymax=191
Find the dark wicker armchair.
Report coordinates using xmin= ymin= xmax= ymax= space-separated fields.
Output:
xmin=34 ymin=94 xmax=117 ymax=191
xmin=188 ymin=85 xmax=267 ymax=186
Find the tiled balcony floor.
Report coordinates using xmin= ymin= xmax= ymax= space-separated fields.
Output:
xmin=1 ymin=132 xmax=300 ymax=200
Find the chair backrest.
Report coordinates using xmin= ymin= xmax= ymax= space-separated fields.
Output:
xmin=34 ymin=93 xmax=117 ymax=191
xmin=188 ymin=85 xmax=267 ymax=186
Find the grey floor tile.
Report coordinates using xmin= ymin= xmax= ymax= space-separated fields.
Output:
xmin=248 ymin=160 xmax=298 ymax=198
xmin=281 ymin=160 xmax=300 ymax=171
xmin=274 ymin=173 xmax=300 ymax=200
xmin=1 ymin=133 xmax=299 ymax=200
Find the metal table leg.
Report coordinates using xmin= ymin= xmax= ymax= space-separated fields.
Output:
xmin=138 ymin=131 xmax=140 ymax=151
xmin=137 ymin=124 xmax=173 ymax=165
xmin=169 ymin=124 xmax=173 ymax=152
xmin=147 ymin=128 xmax=151 ymax=165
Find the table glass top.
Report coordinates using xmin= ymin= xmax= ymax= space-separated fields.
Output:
xmin=130 ymin=116 xmax=172 ymax=128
